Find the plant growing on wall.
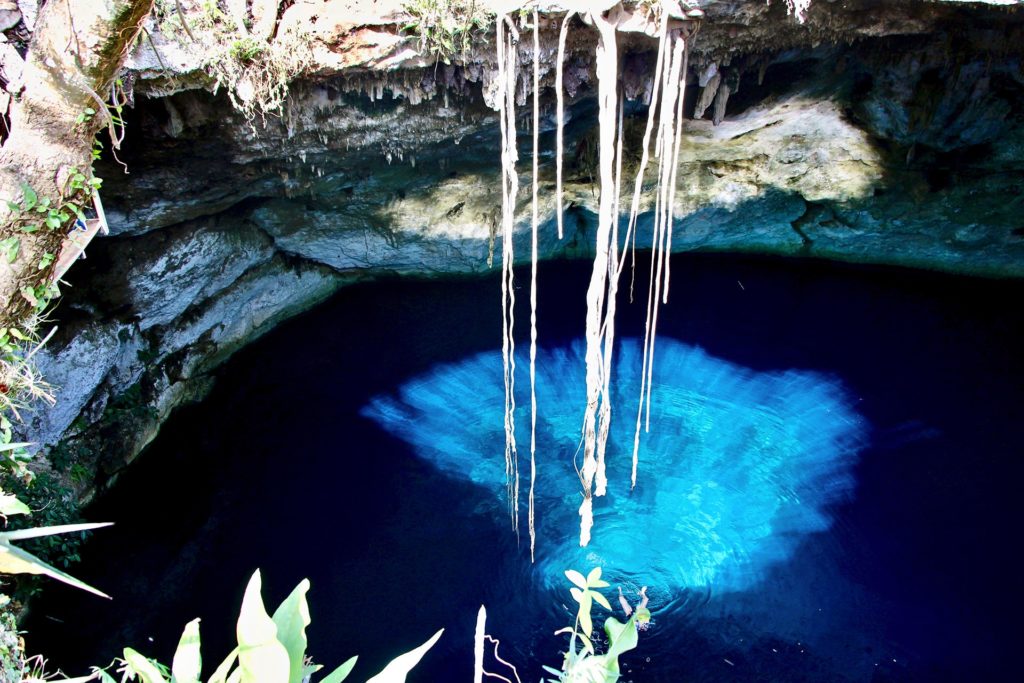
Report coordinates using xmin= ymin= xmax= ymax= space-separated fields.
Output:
xmin=402 ymin=0 xmax=493 ymax=63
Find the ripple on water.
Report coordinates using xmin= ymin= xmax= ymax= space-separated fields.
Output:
xmin=363 ymin=338 xmax=866 ymax=616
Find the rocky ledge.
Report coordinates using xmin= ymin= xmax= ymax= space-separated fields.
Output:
xmin=8 ymin=0 xmax=1024 ymax=500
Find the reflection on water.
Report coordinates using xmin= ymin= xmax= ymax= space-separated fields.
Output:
xmin=363 ymin=338 xmax=866 ymax=598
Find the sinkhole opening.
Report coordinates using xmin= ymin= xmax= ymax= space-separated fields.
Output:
xmin=21 ymin=254 xmax=1024 ymax=683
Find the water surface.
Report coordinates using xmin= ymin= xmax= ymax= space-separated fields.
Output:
xmin=25 ymin=254 xmax=1024 ymax=682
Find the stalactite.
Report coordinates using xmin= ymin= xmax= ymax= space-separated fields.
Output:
xmin=497 ymin=14 xmax=520 ymax=532
xmin=528 ymin=8 xmax=541 ymax=562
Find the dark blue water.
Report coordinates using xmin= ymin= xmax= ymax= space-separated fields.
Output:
xmin=25 ymin=254 xmax=1024 ymax=682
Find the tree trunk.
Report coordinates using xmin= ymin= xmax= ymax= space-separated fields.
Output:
xmin=0 ymin=0 xmax=153 ymax=328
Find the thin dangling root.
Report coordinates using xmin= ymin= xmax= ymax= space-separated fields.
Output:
xmin=528 ymin=8 xmax=540 ymax=562
xmin=555 ymin=11 xmax=574 ymax=241
xmin=497 ymin=14 xmax=520 ymax=532
xmin=633 ymin=27 xmax=689 ymax=488
xmin=578 ymin=7 xmax=620 ymax=547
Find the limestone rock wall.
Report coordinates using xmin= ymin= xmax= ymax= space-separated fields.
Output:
xmin=17 ymin=0 xmax=1024 ymax=499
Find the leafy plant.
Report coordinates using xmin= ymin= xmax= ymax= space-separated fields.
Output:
xmin=402 ymin=0 xmax=492 ymax=64
xmin=544 ymin=568 xmax=641 ymax=683
xmin=0 ymin=522 xmax=112 ymax=598
xmin=229 ymin=38 xmax=265 ymax=62
xmin=59 ymin=570 xmax=443 ymax=683
xmin=2 ymin=471 xmax=90 ymax=570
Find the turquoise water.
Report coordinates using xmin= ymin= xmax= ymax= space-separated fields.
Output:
xmin=25 ymin=255 xmax=1024 ymax=682
xmin=364 ymin=338 xmax=865 ymax=597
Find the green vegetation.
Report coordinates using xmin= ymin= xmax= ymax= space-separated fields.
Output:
xmin=402 ymin=0 xmax=492 ymax=63
xmin=0 ymin=595 xmax=24 ymax=683
xmin=547 ymin=568 xmax=641 ymax=682
xmin=153 ymin=0 xmax=311 ymax=122
xmin=3 ymin=472 xmax=88 ymax=572
xmin=59 ymin=570 xmax=442 ymax=683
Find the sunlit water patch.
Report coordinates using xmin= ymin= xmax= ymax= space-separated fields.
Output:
xmin=363 ymin=338 xmax=866 ymax=597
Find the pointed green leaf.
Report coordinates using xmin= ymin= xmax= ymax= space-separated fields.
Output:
xmin=569 ymin=587 xmax=584 ymax=604
xmin=21 ymin=184 xmax=37 ymax=210
xmin=578 ymin=631 xmax=594 ymax=656
xmin=236 ymin=570 xmax=290 ymax=683
xmin=0 ymin=537 xmax=110 ymax=597
xmin=602 ymin=615 xmax=639 ymax=670
xmin=0 ymin=237 xmax=20 ymax=263
xmin=565 ymin=569 xmax=587 ymax=589
xmin=473 ymin=605 xmax=486 ymax=683
xmin=208 ymin=648 xmax=238 ymax=683
xmin=318 ymin=656 xmax=357 ymax=683
xmin=586 ymin=567 xmax=602 ymax=585
xmin=365 ymin=628 xmax=443 ymax=683
xmin=0 ymin=521 xmax=112 ymax=541
xmin=271 ymin=578 xmax=311 ymax=683
xmin=170 ymin=618 xmax=202 ymax=683
xmin=591 ymin=590 xmax=612 ymax=612
xmin=123 ymin=648 xmax=168 ymax=683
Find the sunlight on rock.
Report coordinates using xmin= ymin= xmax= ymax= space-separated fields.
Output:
xmin=364 ymin=338 xmax=865 ymax=595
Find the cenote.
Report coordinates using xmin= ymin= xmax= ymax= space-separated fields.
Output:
xmin=23 ymin=253 xmax=1024 ymax=682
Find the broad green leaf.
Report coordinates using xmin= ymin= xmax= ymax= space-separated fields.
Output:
xmin=271 ymin=578 xmax=311 ymax=683
xmin=591 ymin=590 xmax=612 ymax=612
xmin=0 ymin=493 xmax=30 ymax=517
xmin=565 ymin=569 xmax=587 ymax=589
xmin=21 ymin=184 xmax=37 ymax=210
xmin=123 ymin=648 xmax=168 ymax=683
xmin=586 ymin=567 xmax=602 ymax=585
xmin=98 ymin=671 xmax=118 ymax=683
xmin=365 ymin=628 xmax=443 ymax=683
xmin=208 ymin=648 xmax=238 ymax=683
xmin=236 ymin=570 xmax=290 ymax=683
xmin=171 ymin=618 xmax=202 ymax=683
xmin=318 ymin=656 xmax=357 ymax=683
xmin=601 ymin=615 xmax=639 ymax=673
xmin=569 ymin=587 xmax=584 ymax=604
xmin=0 ymin=237 xmax=19 ymax=263
xmin=0 ymin=533 xmax=110 ymax=597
